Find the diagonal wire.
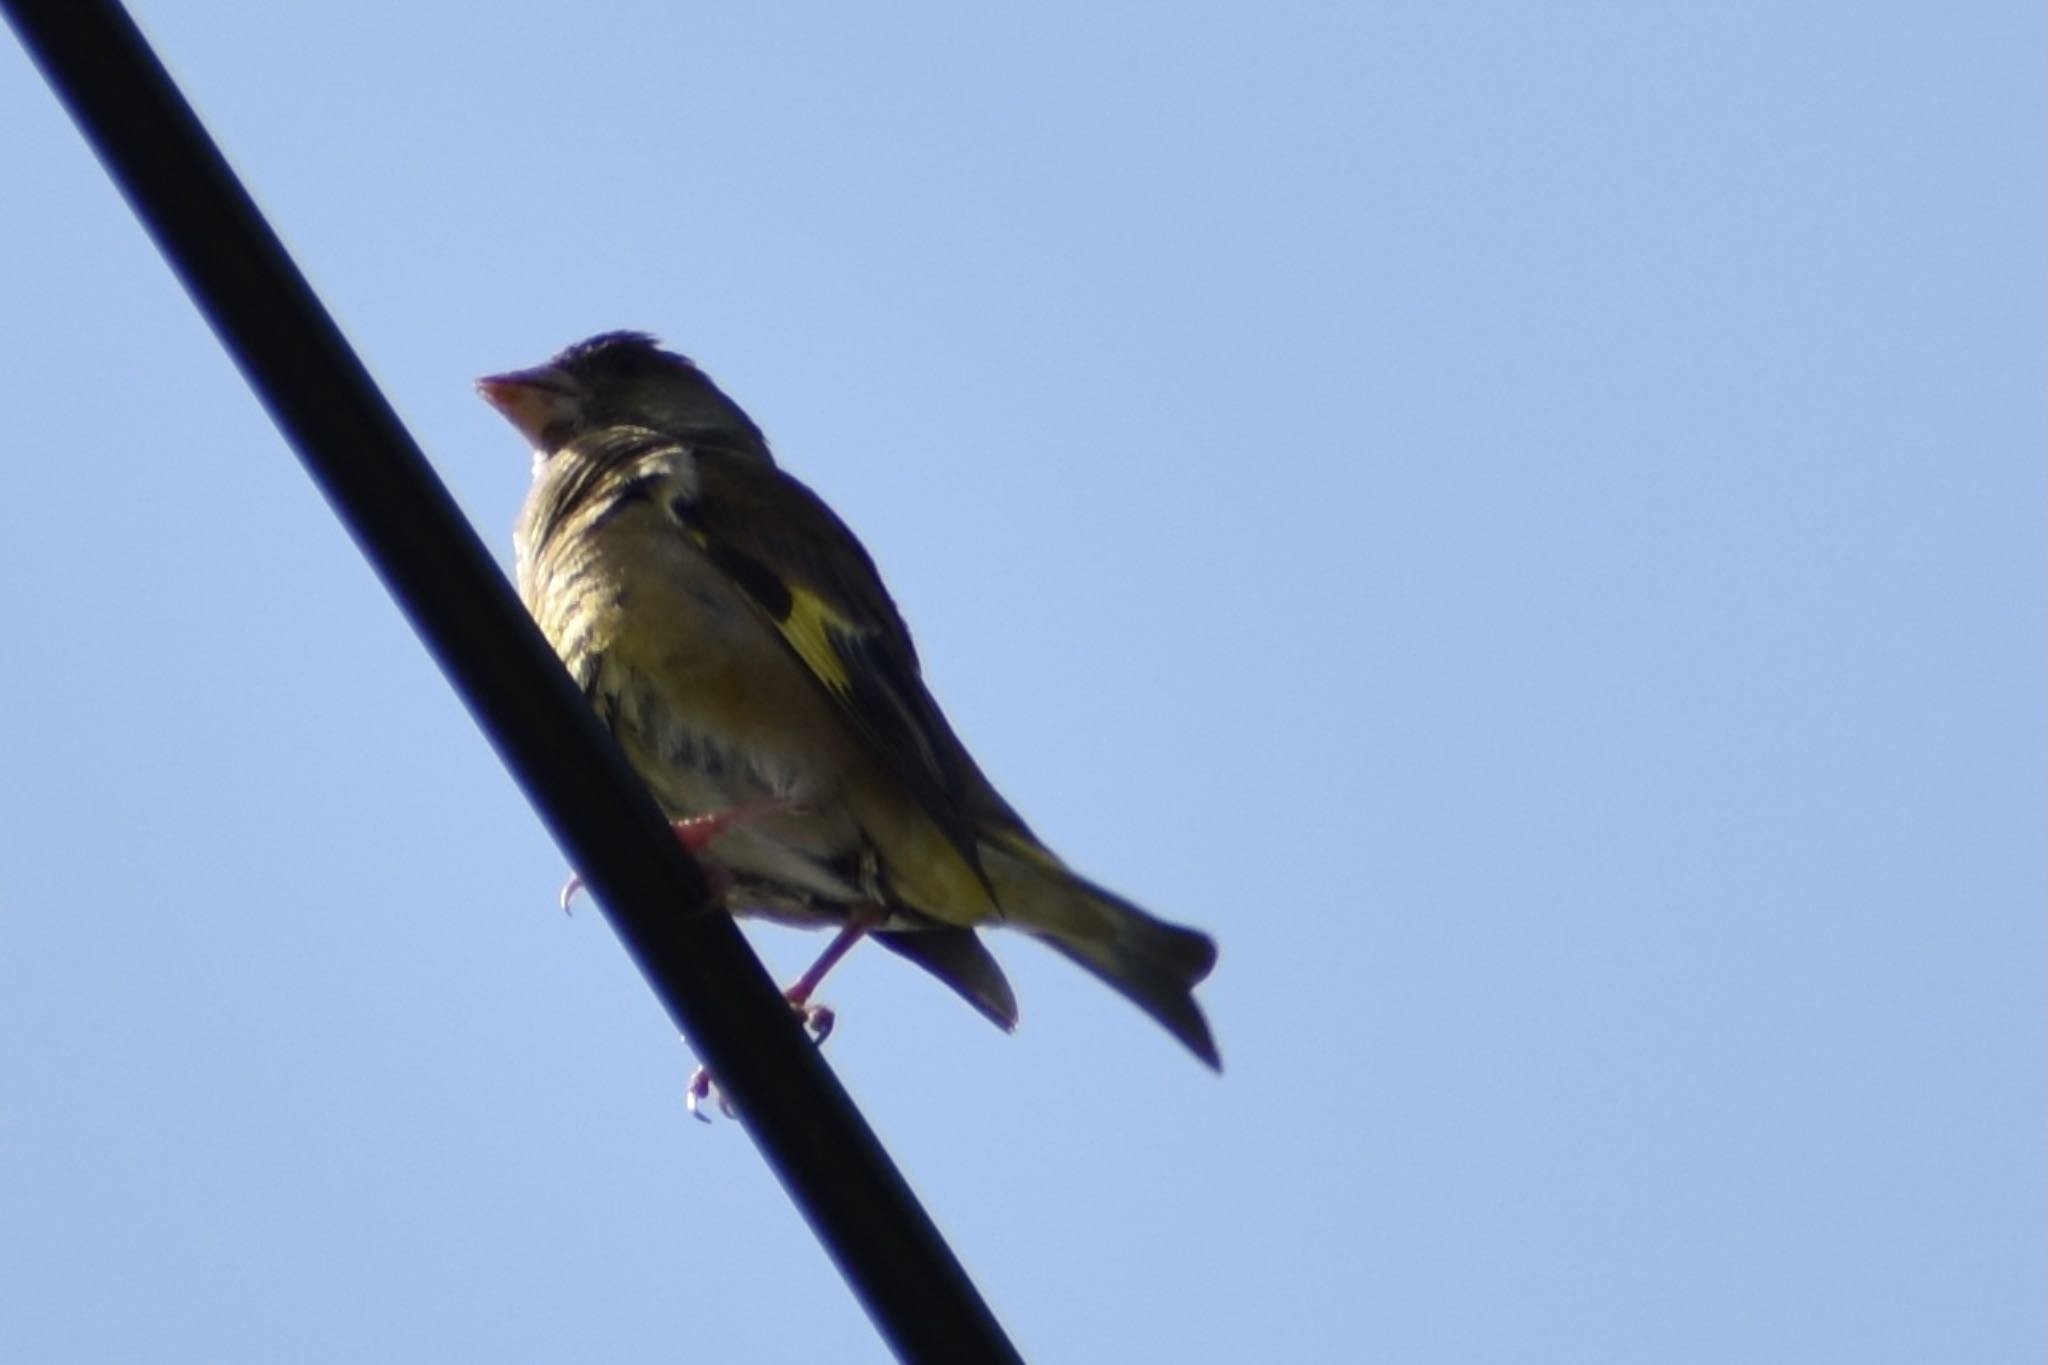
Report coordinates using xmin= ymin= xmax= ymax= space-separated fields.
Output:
xmin=2 ymin=2 xmax=1023 ymax=1360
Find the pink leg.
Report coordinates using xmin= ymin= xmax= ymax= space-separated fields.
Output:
xmin=785 ymin=908 xmax=881 ymax=1007
xmin=684 ymin=905 xmax=885 ymax=1123
xmin=559 ymin=801 xmax=787 ymax=912
xmin=669 ymin=799 xmax=790 ymax=853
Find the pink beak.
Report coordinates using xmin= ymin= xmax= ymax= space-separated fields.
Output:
xmin=477 ymin=364 xmax=582 ymax=448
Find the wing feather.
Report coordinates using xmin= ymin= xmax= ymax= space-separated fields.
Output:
xmin=674 ymin=449 xmax=992 ymax=889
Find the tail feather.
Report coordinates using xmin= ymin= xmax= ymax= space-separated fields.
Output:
xmin=982 ymin=843 xmax=1221 ymax=1069
xmin=871 ymin=926 xmax=1019 ymax=1033
xmin=1035 ymin=933 xmax=1221 ymax=1070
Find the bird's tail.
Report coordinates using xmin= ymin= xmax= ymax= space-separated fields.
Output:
xmin=980 ymin=839 xmax=1221 ymax=1069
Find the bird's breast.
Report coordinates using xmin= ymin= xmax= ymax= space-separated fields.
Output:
xmin=523 ymin=503 xmax=876 ymax=902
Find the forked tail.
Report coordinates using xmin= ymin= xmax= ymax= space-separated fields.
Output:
xmin=982 ymin=841 xmax=1221 ymax=1069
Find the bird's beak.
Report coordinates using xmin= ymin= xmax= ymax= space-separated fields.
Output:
xmin=477 ymin=364 xmax=582 ymax=450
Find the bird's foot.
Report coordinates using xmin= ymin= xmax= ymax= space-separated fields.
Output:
xmin=559 ymin=803 xmax=787 ymax=912
xmin=795 ymin=1000 xmax=836 ymax=1046
xmin=561 ymin=859 xmax=735 ymax=914
xmin=669 ymin=800 xmax=791 ymax=852
xmin=684 ymin=993 xmax=839 ymax=1124
xmin=685 ymin=1064 xmax=737 ymax=1122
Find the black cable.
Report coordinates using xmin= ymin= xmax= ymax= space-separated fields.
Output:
xmin=3 ymin=3 xmax=1022 ymax=1360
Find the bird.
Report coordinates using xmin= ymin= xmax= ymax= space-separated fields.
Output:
xmin=478 ymin=331 xmax=1219 ymax=1081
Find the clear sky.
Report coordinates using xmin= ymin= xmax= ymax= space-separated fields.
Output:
xmin=1 ymin=2 xmax=2039 ymax=1361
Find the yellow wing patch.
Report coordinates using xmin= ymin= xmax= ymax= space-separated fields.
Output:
xmin=780 ymin=587 xmax=855 ymax=693
xmin=673 ymin=489 xmax=994 ymax=909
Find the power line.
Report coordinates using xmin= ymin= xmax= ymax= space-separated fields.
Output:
xmin=3 ymin=3 xmax=1023 ymax=1360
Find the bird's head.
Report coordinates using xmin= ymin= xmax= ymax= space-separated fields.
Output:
xmin=478 ymin=331 xmax=771 ymax=462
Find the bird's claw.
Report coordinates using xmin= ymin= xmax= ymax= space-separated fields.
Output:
xmin=558 ymin=845 xmax=737 ymax=917
xmin=797 ymin=1001 xmax=835 ymax=1046
xmin=559 ymin=805 xmax=778 ymax=915
xmin=685 ymin=1065 xmax=738 ymax=1122
xmin=682 ymin=997 xmax=837 ymax=1125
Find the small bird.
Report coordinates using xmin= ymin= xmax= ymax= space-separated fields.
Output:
xmin=479 ymin=332 xmax=1219 ymax=1077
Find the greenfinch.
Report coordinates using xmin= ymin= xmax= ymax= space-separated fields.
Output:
xmin=480 ymin=333 xmax=1219 ymax=1070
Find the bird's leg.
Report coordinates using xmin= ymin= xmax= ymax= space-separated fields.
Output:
xmin=558 ymin=800 xmax=790 ymax=912
xmin=670 ymin=800 xmax=791 ymax=852
xmin=684 ymin=903 xmax=887 ymax=1123
xmin=782 ymin=903 xmax=886 ymax=1043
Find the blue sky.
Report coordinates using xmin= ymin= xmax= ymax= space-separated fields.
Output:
xmin=1 ymin=2 xmax=2039 ymax=1361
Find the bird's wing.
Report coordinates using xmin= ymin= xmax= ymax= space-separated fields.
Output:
xmin=673 ymin=448 xmax=993 ymax=889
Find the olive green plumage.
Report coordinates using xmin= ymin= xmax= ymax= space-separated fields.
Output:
xmin=482 ymin=332 xmax=1219 ymax=1067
